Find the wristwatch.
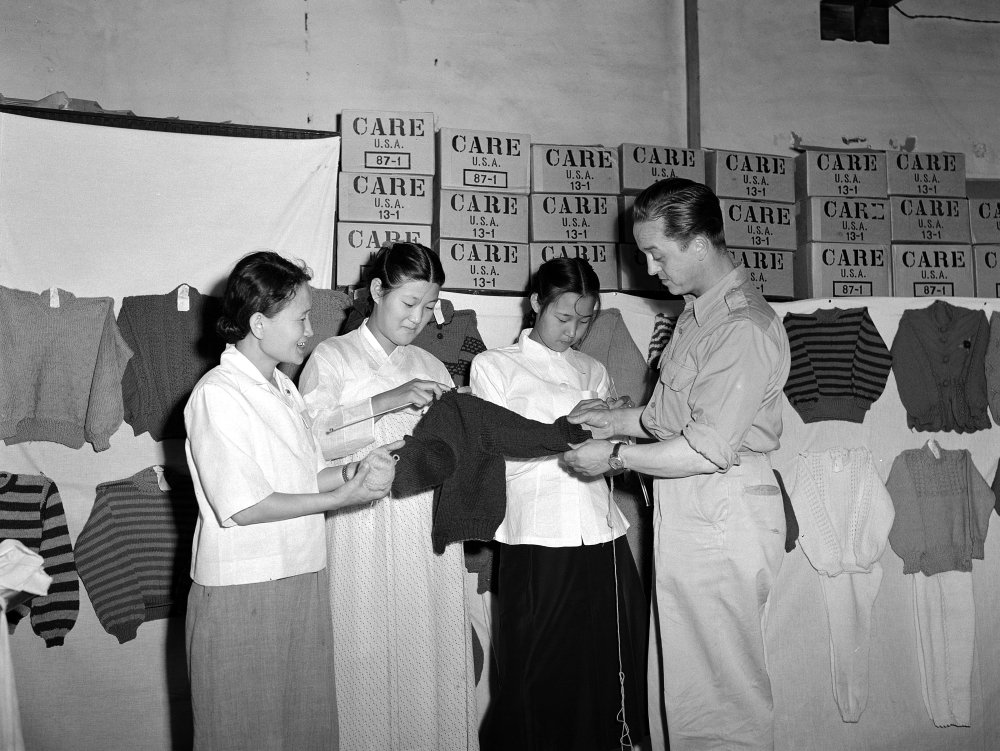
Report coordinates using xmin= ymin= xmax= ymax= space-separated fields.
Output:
xmin=608 ymin=441 xmax=627 ymax=471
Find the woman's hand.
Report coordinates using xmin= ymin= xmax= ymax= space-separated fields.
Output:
xmin=341 ymin=462 xmax=390 ymax=506
xmin=358 ymin=447 xmax=396 ymax=493
xmin=372 ymin=379 xmax=452 ymax=414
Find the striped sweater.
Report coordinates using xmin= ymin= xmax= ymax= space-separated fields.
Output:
xmin=74 ymin=466 xmax=197 ymax=643
xmin=782 ymin=307 xmax=892 ymax=424
xmin=0 ymin=473 xmax=79 ymax=646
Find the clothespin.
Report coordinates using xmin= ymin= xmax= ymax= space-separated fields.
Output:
xmin=433 ymin=299 xmax=445 ymax=325
xmin=152 ymin=465 xmax=171 ymax=491
xmin=48 ymin=287 xmax=60 ymax=308
xmin=177 ymin=284 xmax=190 ymax=312
xmin=928 ymin=438 xmax=941 ymax=459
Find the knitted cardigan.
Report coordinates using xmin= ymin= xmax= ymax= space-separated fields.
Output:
xmin=391 ymin=391 xmax=591 ymax=553
xmin=0 ymin=473 xmax=79 ymax=646
xmin=578 ymin=308 xmax=656 ymax=406
xmin=985 ymin=310 xmax=1000 ymax=427
xmin=74 ymin=467 xmax=198 ymax=643
xmin=789 ymin=448 xmax=895 ymax=576
xmin=891 ymin=300 xmax=990 ymax=433
xmin=118 ymin=285 xmax=225 ymax=440
xmin=0 ymin=286 xmax=132 ymax=451
xmin=887 ymin=444 xmax=994 ymax=576
xmin=782 ymin=307 xmax=893 ymax=424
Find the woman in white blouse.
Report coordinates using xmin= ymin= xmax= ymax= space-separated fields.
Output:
xmin=471 ymin=257 xmax=648 ymax=751
xmin=184 ymin=251 xmax=395 ymax=751
xmin=299 ymin=243 xmax=478 ymax=751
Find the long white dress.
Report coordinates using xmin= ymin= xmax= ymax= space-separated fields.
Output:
xmin=300 ymin=323 xmax=478 ymax=751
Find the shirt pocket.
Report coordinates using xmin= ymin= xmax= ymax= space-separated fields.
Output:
xmin=660 ymin=357 xmax=697 ymax=393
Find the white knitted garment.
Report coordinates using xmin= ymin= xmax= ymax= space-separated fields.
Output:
xmin=790 ymin=448 xmax=895 ymax=722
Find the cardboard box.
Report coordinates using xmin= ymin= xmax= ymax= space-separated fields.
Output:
xmin=795 ymin=149 xmax=887 ymax=198
xmin=885 ymin=151 xmax=966 ymax=197
xmin=969 ymin=198 xmax=1000 ymax=245
xmin=435 ymin=239 xmax=530 ymax=292
xmin=437 ymin=128 xmax=531 ymax=193
xmin=339 ymin=110 xmax=435 ymax=174
xmin=890 ymin=244 xmax=974 ymax=297
xmin=795 ymin=242 xmax=892 ymax=299
xmin=620 ymin=195 xmax=636 ymax=243
xmin=720 ymin=199 xmax=797 ymax=250
xmin=888 ymin=196 xmax=971 ymax=244
xmin=620 ymin=143 xmax=706 ymax=194
xmin=528 ymin=243 xmax=619 ymax=290
xmin=531 ymin=144 xmax=620 ymax=194
xmin=436 ymin=190 xmax=529 ymax=243
xmin=973 ymin=245 xmax=1000 ymax=298
xmin=530 ymin=193 xmax=620 ymax=243
xmin=729 ymin=248 xmax=795 ymax=300
xmin=337 ymin=172 xmax=434 ymax=224
xmin=335 ymin=222 xmax=433 ymax=286
xmin=706 ymin=149 xmax=796 ymax=204
xmin=797 ymin=197 xmax=890 ymax=245
xmin=618 ymin=244 xmax=662 ymax=292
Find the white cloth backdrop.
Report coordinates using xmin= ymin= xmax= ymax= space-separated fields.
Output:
xmin=0 ymin=112 xmax=339 ymax=296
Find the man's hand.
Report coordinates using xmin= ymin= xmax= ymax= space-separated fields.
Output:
xmin=562 ymin=439 xmax=615 ymax=477
xmin=566 ymin=404 xmax=617 ymax=440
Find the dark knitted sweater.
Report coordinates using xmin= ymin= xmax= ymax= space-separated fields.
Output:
xmin=117 ymin=286 xmax=225 ymax=440
xmin=75 ymin=467 xmax=198 ymax=643
xmin=0 ymin=473 xmax=79 ymax=647
xmin=782 ymin=307 xmax=893 ymax=424
xmin=391 ymin=391 xmax=591 ymax=553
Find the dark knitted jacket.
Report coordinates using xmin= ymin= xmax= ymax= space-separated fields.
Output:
xmin=892 ymin=300 xmax=990 ymax=433
xmin=391 ymin=391 xmax=591 ymax=554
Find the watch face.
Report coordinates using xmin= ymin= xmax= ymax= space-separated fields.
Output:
xmin=608 ymin=456 xmax=625 ymax=471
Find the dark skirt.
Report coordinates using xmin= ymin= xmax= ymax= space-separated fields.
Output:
xmin=481 ymin=537 xmax=649 ymax=751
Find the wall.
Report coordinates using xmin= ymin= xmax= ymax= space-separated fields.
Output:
xmin=698 ymin=0 xmax=1000 ymax=175
xmin=0 ymin=0 xmax=686 ymax=145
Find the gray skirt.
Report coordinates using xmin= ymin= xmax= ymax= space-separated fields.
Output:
xmin=186 ymin=568 xmax=338 ymax=751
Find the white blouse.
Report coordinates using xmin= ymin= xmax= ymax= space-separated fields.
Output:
xmin=470 ymin=329 xmax=629 ymax=546
xmin=184 ymin=345 xmax=327 ymax=586
xmin=299 ymin=322 xmax=454 ymax=460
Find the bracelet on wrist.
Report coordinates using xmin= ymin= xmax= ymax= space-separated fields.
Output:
xmin=342 ymin=463 xmax=353 ymax=485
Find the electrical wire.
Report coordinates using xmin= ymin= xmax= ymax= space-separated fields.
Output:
xmin=894 ymin=3 xmax=1000 ymax=24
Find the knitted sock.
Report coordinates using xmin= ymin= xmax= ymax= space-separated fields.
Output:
xmin=818 ymin=566 xmax=883 ymax=722
xmin=911 ymin=570 xmax=974 ymax=727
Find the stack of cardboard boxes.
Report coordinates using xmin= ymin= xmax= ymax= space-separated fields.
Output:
xmin=335 ymin=110 xmax=436 ymax=286
xmin=707 ymin=150 xmax=797 ymax=300
xmin=617 ymin=143 xmax=707 ymax=293
xmin=887 ymin=151 xmax=972 ymax=297
xmin=435 ymin=128 xmax=532 ymax=292
xmin=794 ymin=149 xmax=891 ymax=298
xmin=528 ymin=143 xmax=621 ymax=291
xmin=967 ymin=180 xmax=1000 ymax=297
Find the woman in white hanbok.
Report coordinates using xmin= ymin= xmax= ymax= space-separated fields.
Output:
xmin=300 ymin=243 xmax=478 ymax=751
